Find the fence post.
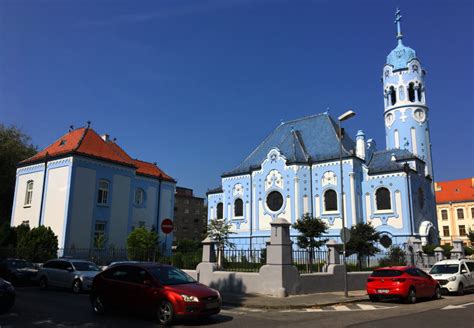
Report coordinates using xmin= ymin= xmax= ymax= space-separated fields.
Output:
xmin=201 ymin=237 xmax=217 ymax=263
xmin=434 ymin=247 xmax=444 ymax=262
xmin=450 ymin=239 xmax=464 ymax=260
xmin=326 ymin=239 xmax=340 ymax=265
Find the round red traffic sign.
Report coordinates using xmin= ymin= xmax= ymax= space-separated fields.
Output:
xmin=161 ymin=219 xmax=174 ymax=234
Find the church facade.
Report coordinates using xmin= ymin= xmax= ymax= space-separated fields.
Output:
xmin=207 ymin=10 xmax=439 ymax=250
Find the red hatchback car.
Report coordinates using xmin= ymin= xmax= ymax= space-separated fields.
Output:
xmin=366 ymin=266 xmax=441 ymax=303
xmin=90 ymin=263 xmax=221 ymax=325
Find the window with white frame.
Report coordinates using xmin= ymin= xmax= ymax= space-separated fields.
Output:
xmin=375 ymin=187 xmax=391 ymax=211
xmin=93 ymin=221 xmax=106 ymax=248
xmin=97 ymin=180 xmax=109 ymax=205
xmin=134 ymin=188 xmax=144 ymax=205
xmin=24 ymin=180 xmax=34 ymax=206
xmin=323 ymin=189 xmax=338 ymax=212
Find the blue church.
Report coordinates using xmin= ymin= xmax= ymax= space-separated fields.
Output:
xmin=207 ymin=10 xmax=439 ymax=250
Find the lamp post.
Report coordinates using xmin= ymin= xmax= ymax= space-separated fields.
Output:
xmin=337 ymin=110 xmax=356 ymax=298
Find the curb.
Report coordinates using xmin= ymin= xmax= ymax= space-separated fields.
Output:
xmin=222 ymin=296 xmax=369 ymax=310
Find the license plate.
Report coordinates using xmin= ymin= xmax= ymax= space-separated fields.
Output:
xmin=205 ymin=302 xmax=219 ymax=309
xmin=377 ymin=289 xmax=389 ymax=294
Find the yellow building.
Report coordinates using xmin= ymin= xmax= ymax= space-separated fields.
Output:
xmin=435 ymin=177 xmax=474 ymax=246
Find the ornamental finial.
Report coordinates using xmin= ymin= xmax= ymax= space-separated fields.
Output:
xmin=395 ymin=8 xmax=403 ymax=44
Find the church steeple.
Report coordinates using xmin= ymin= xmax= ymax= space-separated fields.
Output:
xmin=382 ymin=9 xmax=434 ymax=178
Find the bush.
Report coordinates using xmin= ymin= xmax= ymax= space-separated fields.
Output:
xmin=17 ymin=226 xmax=58 ymax=263
xmin=422 ymin=244 xmax=436 ymax=255
xmin=378 ymin=245 xmax=407 ymax=267
xmin=464 ymin=246 xmax=474 ymax=256
xmin=126 ymin=228 xmax=159 ymax=261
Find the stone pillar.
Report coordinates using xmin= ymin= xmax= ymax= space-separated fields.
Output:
xmin=326 ymin=239 xmax=341 ymax=265
xmin=201 ymin=237 xmax=217 ymax=263
xmin=450 ymin=239 xmax=464 ymax=260
xmin=259 ymin=218 xmax=300 ymax=297
xmin=434 ymin=247 xmax=444 ymax=262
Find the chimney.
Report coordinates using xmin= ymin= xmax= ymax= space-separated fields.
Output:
xmin=101 ymin=134 xmax=110 ymax=142
xmin=356 ymin=130 xmax=366 ymax=160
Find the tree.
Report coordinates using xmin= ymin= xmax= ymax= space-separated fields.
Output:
xmin=292 ymin=213 xmax=329 ymax=272
xmin=468 ymin=229 xmax=474 ymax=244
xmin=378 ymin=245 xmax=407 ymax=267
xmin=17 ymin=225 xmax=58 ymax=263
xmin=441 ymin=244 xmax=453 ymax=259
xmin=345 ymin=222 xmax=381 ymax=270
xmin=126 ymin=227 xmax=159 ymax=261
xmin=206 ymin=218 xmax=235 ymax=268
xmin=0 ymin=125 xmax=37 ymax=223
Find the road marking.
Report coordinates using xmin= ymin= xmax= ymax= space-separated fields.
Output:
xmin=441 ymin=302 xmax=474 ymax=310
xmin=357 ymin=304 xmax=377 ymax=310
xmin=0 ymin=312 xmax=19 ymax=318
xmin=305 ymin=308 xmax=323 ymax=312
xmin=333 ymin=305 xmax=351 ymax=311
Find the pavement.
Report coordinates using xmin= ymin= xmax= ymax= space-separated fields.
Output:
xmin=221 ymin=290 xmax=369 ymax=309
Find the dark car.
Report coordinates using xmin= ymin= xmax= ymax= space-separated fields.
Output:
xmin=0 ymin=259 xmax=38 ymax=285
xmin=90 ymin=263 xmax=221 ymax=325
xmin=0 ymin=278 xmax=15 ymax=313
xmin=367 ymin=266 xmax=441 ymax=303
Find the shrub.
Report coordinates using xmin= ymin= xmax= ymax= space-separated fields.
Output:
xmin=378 ymin=245 xmax=407 ymax=267
xmin=126 ymin=227 xmax=159 ymax=261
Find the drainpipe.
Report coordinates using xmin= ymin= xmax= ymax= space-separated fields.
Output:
xmin=249 ymin=171 xmax=253 ymax=253
xmin=404 ymin=163 xmax=414 ymax=236
xmin=156 ymin=176 xmax=162 ymax=243
xmin=38 ymin=152 xmax=49 ymax=227
xmin=309 ymin=158 xmax=314 ymax=217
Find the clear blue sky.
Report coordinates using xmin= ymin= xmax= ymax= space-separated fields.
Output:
xmin=1 ymin=0 xmax=473 ymax=197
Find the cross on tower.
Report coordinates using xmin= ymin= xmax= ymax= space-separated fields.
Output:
xmin=395 ymin=8 xmax=403 ymax=42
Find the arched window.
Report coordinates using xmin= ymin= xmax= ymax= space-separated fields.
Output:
xmin=134 ymin=188 xmax=145 ymax=205
xmin=234 ymin=199 xmax=243 ymax=217
xmin=380 ymin=235 xmax=392 ymax=249
xmin=97 ymin=180 xmax=109 ymax=205
xmin=216 ymin=202 xmax=223 ymax=219
xmin=24 ymin=180 xmax=34 ymax=206
xmin=417 ymin=83 xmax=423 ymax=102
xmin=389 ymin=86 xmax=396 ymax=105
xmin=324 ymin=189 xmax=337 ymax=212
xmin=375 ymin=187 xmax=391 ymax=210
xmin=408 ymin=82 xmax=415 ymax=102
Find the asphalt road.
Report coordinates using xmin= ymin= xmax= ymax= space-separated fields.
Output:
xmin=1 ymin=287 xmax=473 ymax=327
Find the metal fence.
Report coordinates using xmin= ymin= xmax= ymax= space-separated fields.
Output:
xmin=221 ymin=249 xmax=265 ymax=272
xmin=292 ymin=249 xmax=328 ymax=273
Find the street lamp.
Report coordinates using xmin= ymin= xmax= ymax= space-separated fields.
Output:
xmin=338 ymin=110 xmax=356 ymax=298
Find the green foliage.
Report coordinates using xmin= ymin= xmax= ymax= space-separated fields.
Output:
xmin=0 ymin=223 xmax=18 ymax=247
xmin=176 ymin=239 xmax=202 ymax=252
xmin=441 ymin=244 xmax=453 ymax=258
xmin=292 ymin=214 xmax=329 ymax=250
xmin=422 ymin=244 xmax=437 ymax=255
xmin=468 ymin=229 xmax=474 ymax=244
xmin=464 ymin=246 xmax=473 ymax=256
xmin=260 ymin=248 xmax=267 ymax=264
xmin=93 ymin=233 xmax=107 ymax=249
xmin=17 ymin=225 xmax=58 ymax=263
xmin=126 ymin=227 xmax=159 ymax=261
xmin=0 ymin=125 xmax=37 ymax=223
xmin=345 ymin=223 xmax=380 ymax=270
xmin=206 ymin=219 xmax=235 ymax=249
xmin=378 ymin=245 xmax=407 ymax=267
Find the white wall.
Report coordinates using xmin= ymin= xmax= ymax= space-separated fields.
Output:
xmin=11 ymin=164 xmax=45 ymax=228
xmin=108 ymin=175 xmax=131 ymax=247
xmin=67 ymin=167 xmax=96 ymax=249
xmin=42 ymin=165 xmax=71 ymax=249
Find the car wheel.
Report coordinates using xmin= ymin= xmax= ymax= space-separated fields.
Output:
xmin=405 ymin=288 xmax=416 ymax=304
xmin=39 ymin=277 xmax=48 ymax=290
xmin=72 ymin=279 xmax=82 ymax=294
xmin=157 ymin=300 xmax=175 ymax=325
xmin=369 ymin=295 xmax=379 ymax=302
xmin=91 ymin=294 xmax=106 ymax=315
xmin=432 ymin=286 xmax=442 ymax=300
xmin=457 ymin=283 xmax=464 ymax=296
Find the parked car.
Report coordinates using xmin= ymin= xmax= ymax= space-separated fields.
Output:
xmin=0 ymin=258 xmax=38 ymax=285
xmin=38 ymin=259 xmax=102 ymax=293
xmin=90 ymin=263 xmax=221 ymax=325
xmin=366 ymin=266 xmax=441 ymax=303
xmin=429 ymin=259 xmax=474 ymax=295
xmin=0 ymin=278 xmax=15 ymax=314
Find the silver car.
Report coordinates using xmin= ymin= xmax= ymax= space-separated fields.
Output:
xmin=38 ymin=259 xmax=101 ymax=293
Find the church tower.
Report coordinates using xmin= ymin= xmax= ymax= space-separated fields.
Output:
xmin=382 ymin=9 xmax=434 ymax=178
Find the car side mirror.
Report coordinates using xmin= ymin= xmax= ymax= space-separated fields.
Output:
xmin=461 ymin=269 xmax=467 ymax=274
xmin=67 ymin=267 xmax=74 ymax=272
xmin=143 ymin=280 xmax=153 ymax=287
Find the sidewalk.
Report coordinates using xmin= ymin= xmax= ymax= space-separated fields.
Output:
xmin=221 ymin=290 xmax=368 ymax=309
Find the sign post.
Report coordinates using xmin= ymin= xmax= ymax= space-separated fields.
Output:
xmin=161 ymin=219 xmax=174 ymax=255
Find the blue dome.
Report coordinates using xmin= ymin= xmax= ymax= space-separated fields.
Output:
xmin=386 ymin=41 xmax=417 ymax=70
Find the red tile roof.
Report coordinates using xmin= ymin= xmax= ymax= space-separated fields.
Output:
xmin=20 ymin=127 xmax=175 ymax=182
xmin=435 ymin=178 xmax=474 ymax=204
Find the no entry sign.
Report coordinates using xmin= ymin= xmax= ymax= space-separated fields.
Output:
xmin=161 ymin=219 xmax=174 ymax=234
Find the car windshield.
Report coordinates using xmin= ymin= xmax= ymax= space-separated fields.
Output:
xmin=7 ymin=260 xmax=33 ymax=269
xmin=429 ymin=264 xmax=459 ymax=275
xmin=371 ymin=270 xmax=404 ymax=277
xmin=72 ymin=262 xmax=101 ymax=272
xmin=148 ymin=266 xmax=196 ymax=285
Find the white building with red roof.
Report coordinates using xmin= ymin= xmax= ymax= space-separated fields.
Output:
xmin=11 ymin=126 xmax=176 ymax=253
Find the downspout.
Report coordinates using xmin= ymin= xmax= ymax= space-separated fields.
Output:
xmin=156 ymin=176 xmax=162 ymax=235
xmin=404 ymin=163 xmax=414 ymax=236
xmin=309 ymin=158 xmax=314 ymax=217
xmin=38 ymin=152 xmax=49 ymax=227
xmin=249 ymin=171 xmax=253 ymax=253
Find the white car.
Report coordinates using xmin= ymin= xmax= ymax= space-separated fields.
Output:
xmin=429 ymin=259 xmax=474 ymax=295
